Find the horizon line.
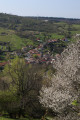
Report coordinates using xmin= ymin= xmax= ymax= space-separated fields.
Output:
xmin=0 ymin=12 xmax=80 ymax=20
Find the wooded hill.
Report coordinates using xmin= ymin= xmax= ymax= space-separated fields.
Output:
xmin=0 ymin=13 xmax=80 ymax=33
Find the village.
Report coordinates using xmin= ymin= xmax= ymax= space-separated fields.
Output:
xmin=0 ymin=38 xmax=68 ymax=70
xmin=21 ymin=38 xmax=68 ymax=64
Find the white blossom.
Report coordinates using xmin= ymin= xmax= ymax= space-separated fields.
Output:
xmin=39 ymin=40 xmax=80 ymax=114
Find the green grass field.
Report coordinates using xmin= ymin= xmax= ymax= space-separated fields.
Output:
xmin=0 ymin=27 xmax=27 ymax=50
xmin=72 ymin=24 xmax=80 ymax=30
xmin=51 ymin=33 xmax=64 ymax=39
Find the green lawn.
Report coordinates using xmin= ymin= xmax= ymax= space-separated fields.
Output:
xmin=51 ymin=33 xmax=64 ymax=39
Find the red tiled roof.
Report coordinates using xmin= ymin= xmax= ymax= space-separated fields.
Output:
xmin=0 ymin=62 xmax=8 ymax=67
xmin=36 ymin=54 xmax=41 ymax=56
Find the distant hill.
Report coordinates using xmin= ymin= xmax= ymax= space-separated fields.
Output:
xmin=0 ymin=13 xmax=80 ymax=51
xmin=0 ymin=13 xmax=80 ymax=33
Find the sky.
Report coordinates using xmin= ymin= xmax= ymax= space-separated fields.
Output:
xmin=0 ymin=0 xmax=80 ymax=18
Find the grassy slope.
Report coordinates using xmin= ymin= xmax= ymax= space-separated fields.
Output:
xmin=0 ymin=27 xmax=26 ymax=50
xmin=51 ymin=33 xmax=64 ymax=39
xmin=0 ymin=22 xmax=80 ymax=51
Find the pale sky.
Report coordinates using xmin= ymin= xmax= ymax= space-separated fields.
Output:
xmin=0 ymin=0 xmax=80 ymax=18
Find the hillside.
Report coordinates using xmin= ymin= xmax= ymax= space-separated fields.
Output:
xmin=0 ymin=13 xmax=80 ymax=63
xmin=0 ymin=13 xmax=80 ymax=120
xmin=0 ymin=13 xmax=80 ymax=37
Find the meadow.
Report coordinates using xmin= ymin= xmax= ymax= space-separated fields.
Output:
xmin=0 ymin=27 xmax=26 ymax=51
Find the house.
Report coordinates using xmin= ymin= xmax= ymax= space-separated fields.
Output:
xmin=62 ymin=38 xmax=69 ymax=42
xmin=0 ymin=62 xmax=8 ymax=67
xmin=22 ymin=47 xmax=27 ymax=52
xmin=0 ymin=61 xmax=9 ymax=71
